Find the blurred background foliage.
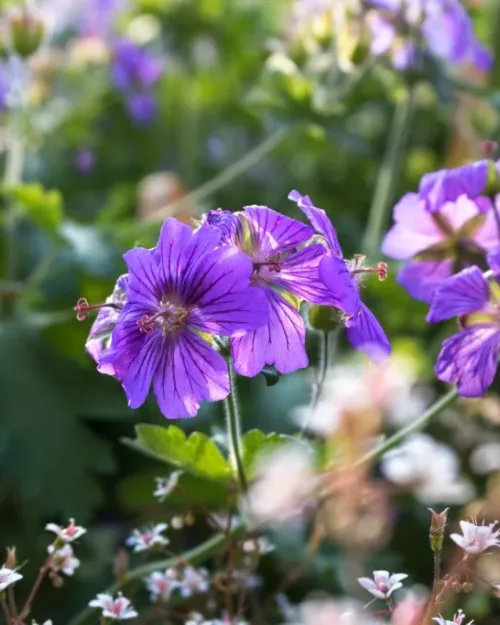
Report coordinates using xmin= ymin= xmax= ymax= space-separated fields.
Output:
xmin=1 ymin=0 xmax=500 ymax=621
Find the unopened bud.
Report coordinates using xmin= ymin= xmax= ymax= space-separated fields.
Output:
xmin=450 ymin=580 xmax=461 ymax=592
xmin=7 ymin=10 xmax=46 ymax=58
xmin=462 ymin=582 xmax=473 ymax=593
xmin=113 ymin=548 xmax=129 ymax=581
xmin=482 ymin=140 xmax=498 ymax=160
xmin=49 ymin=570 xmax=63 ymax=588
xmin=429 ymin=508 xmax=449 ymax=552
xmin=184 ymin=511 xmax=195 ymax=526
xmin=5 ymin=546 xmax=16 ymax=569
xmin=307 ymin=304 xmax=342 ymax=332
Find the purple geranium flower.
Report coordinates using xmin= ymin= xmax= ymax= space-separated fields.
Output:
xmin=206 ymin=206 xmax=329 ymax=377
xmin=289 ymin=190 xmax=391 ymax=362
xmin=96 ymin=218 xmax=268 ymax=418
xmin=366 ymin=0 xmax=492 ymax=71
xmin=382 ymin=191 xmax=500 ymax=302
xmin=427 ymin=252 xmax=500 ymax=397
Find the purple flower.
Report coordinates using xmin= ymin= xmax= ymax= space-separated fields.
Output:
xmin=98 ymin=219 xmax=268 ymax=418
xmin=382 ymin=191 xmax=500 ymax=302
xmin=79 ymin=0 xmax=127 ymax=39
xmin=110 ymin=38 xmax=163 ymax=124
xmin=74 ymin=148 xmax=95 ymax=174
xmin=289 ymin=190 xmax=391 ymax=362
xmin=205 ymin=206 xmax=328 ymax=377
xmin=427 ymin=252 xmax=500 ymax=397
xmin=366 ymin=0 xmax=492 ymax=71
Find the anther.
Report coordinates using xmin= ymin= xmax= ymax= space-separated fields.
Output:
xmin=138 ymin=314 xmax=156 ymax=333
xmin=482 ymin=140 xmax=498 ymax=160
xmin=74 ymin=297 xmax=118 ymax=322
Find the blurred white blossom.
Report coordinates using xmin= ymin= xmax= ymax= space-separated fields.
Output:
xmin=451 ymin=520 xmax=500 ymax=555
xmin=0 ymin=566 xmax=22 ymax=591
xmin=357 ymin=570 xmax=408 ymax=600
xmin=144 ymin=569 xmax=179 ymax=602
xmin=178 ymin=566 xmax=209 ymax=597
xmin=381 ymin=433 xmax=474 ymax=504
xmin=153 ymin=472 xmax=182 ymax=501
xmin=89 ymin=593 xmax=137 ymax=620
xmin=48 ymin=544 xmax=80 ymax=576
xmin=433 ymin=609 xmax=474 ymax=625
xmin=45 ymin=518 xmax=86 ymax=543
xmin=470 ymin=442 xmax=500 ymax=474
xmin=126 ymin=523 xmax=169 ymax=552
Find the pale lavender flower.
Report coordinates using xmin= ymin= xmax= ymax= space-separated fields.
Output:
xmin=47 ymin=544 xmax=80 ymax=576
xmin=45 ymin=518 xmax=86 ymax=543
xmin=126 ymin=523 xmax=169 ymax=552
xmin=0 ymin=567 xmax=22 ymax=591
xmin=178 ymin=566 xmax=210 ymax=598
xmin=450 ymin=520 xmax=500 ymax=554
xmin=358 ymin=570 xmax=408 ymax=600
xmin=89 ymin=593 xmax=138 ymax=620
xmin=144 ymin=569 xmax=179 ymax=602
xmin=74 ymin=148 xmax=95 ymax=174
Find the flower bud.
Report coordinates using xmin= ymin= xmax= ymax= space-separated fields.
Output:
xmin=5 ymin=546 xmax=16 ymax=569
xmin=307 ymin=304 xmax=342 ymax=332
xmin=7 ymin=9 xmax=45 ymax=58
xmin=113 ymin=549 xmax=129 ymax=581
xmin=429 ymin=508 xmax=449 ymax=552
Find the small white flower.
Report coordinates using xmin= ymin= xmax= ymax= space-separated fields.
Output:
xmin=45 ymin=518 xmax=86 ymax=543
xmin=357 ymin=570 xmax=408 ymax=600
xmin=0 ymin=566 xmax=22 ymax=591
xmin=126 ymin=523 xmax=169 ymax=552
xmin=242 ymin=537 xmax=274 ymax=554
xmin=178 ymin=566 xmax=209 ymax=597
xmin=32 ymin=621 xmax=53 ymax=625
xmin=433 ymin=609 xmax=474 ymax=625
xmin=89 ymin=593 xmax=138 ymax=620
xmin=144 ymin=569 xmax=179 ymax=602
xmin=153 ymin=472 xmax=182 ymax=501
xmin=48 ymin=544 xmax=80 ymax=576
xmin=450 ymin=520 xmax=500 ymax=554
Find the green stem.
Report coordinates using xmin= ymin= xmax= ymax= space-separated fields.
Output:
xmin=68 ymin=522 xmax=246 ymax=625
xmin=355 ymin=387 xmax=458 ymax=466
xmin=363 ymin=87 xmax=417 ymax=258
xmin=144 ymin=128 xmax=289 ymax=224
xmin=224 ymin=359 xmax=248 ymax=492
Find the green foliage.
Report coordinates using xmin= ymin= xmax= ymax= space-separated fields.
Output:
xmin=241 ymin=429 xmax=296 ymax=475
xmin=9 ymin=183 xmax=64 ymax=230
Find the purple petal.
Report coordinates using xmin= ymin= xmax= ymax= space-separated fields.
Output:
xmin=122 ymin=331 xmax=163 ymax=408
xmin=319 ymin=253 xmax=361 ymax=318
xmin=439 ymin=195 xmax=482 ymax=232
xmin=205 ymin=209 xmax=243 ymax=246
xmin=346 ymin=302 xmax=391 ymax=363
xmin=473 ymin=201 xmax=500 ymax=251
xmin=418 ymin=161 xmax=489 ymax=210
xmin=153 ymin=331 xmax=229 ymax=419
xmin=243 ymin=205 xmax=315 ymax=256
xmin=382 ymin=193 xmax=442 ymax=260
xmin=397 ymin=259 xmax=454 ymax=303
xmin=487 ymin=250 xmax=500 ymax=276
xmin=126 ymin=92 xmax=157 ymax=125
xmin=367 ymin=12 xmax=396 ymax=56
xmin=231 ymin=288 xmax=307 ymax=377
xmin=472 ymin=41 xmax=493 ymax=71
xmin=436 ymin=325 xmax=500 ymax=397
xmin=123 ymin=247 xmax=161 ymax=309
xmin=288 ymin=189 xmax=342 ymax=256
xmin=271 ymin=244 xmax=331 ymax=303
xmin=427 ymin=267 xmax=489 ymax=323
xmin=186 ymin=246 xmax=268 ymax=335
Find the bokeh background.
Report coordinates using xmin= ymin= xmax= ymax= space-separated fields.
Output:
xmin=1 ymin=0 xmax=500 ymax=622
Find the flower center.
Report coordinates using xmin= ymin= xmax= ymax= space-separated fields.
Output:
xmin=138 ymin=298 xmax=189 ymax=336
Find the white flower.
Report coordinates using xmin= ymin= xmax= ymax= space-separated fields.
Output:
xmin=381 ymin=433 xmax=474 ymax=504
xmin=241 ymin=537 xmax=274 ymax=554
xmin=126 ymin=523 xmax=169 ymax=552
xmin=153 ymin=472 xmax=182 ymax=501
xmin=0 ymin=566 xmax=22 ymax=591
xmin=433 ymin=609 xmax=474 ymax=625
xmin=48 ymin=544 xmax=80 ymax=576
xmin=470 ymin=442 xmax=500 ymax=474
xmin=89 ymin=593 xmax=138 ymax=620
xmin=144 ymin=569 xmax=179 ymax=602
xmin=178 ymin=566 xmax=209 ymax=597
xmin=357 ymin=570 xmax=408 ymax=600
xmin=450 ymin=520 xmax=500 ymax=554
xmin=244 ymin=444 xmax=315 ymax=526
xmin=45 ymin=518 xmax=86 ymax=543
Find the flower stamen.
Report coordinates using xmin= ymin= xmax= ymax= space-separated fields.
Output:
xmin=74 ymin=297 xmax=119 ymax=321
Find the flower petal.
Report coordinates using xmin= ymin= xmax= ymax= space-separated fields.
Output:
xmin=185 ymin=246 xmax=268 ymax=335
xmin=231 ymin=288 xmax=307 ymax=377
xmin=121 ymin=330 xmax=162 ymax=409
xmin=153 ymin=330 xmax=229 ymax=419
xmin=123 ymin=247 xmax=162 ymax=309
xmin=427 ymin=267 xmax=489 ymax=323
xmin=397 ymin=259 xmax=454 ymax=303
xmin=319 ymin=253 xmax=361 ymax=317
xmin=435 ymin=325 xmax=500 ymax=397
xmin=419 ymin=161 xmax=489 ymax=209
xmin=288 ymin=189 xmax=342 ymax=256
xmin=346 ymin=302 xmax=391 ymax=363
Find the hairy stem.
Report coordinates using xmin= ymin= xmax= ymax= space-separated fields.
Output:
xmin=1 ymin=599 xmax=11 ymax=625
xmin=433 ymin=551 xmax=441 ymax=595
xmin=355 ymin=387 xmax=458 ymax=466
xmin=224 ymin=358 xmax=248 ymax=492
xmin=363 ymin=87 xmax=417 ymax=258
xmin=68 ymin=522 xmax=246 ymax=625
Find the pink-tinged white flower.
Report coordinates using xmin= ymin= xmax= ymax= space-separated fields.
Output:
xmin=450 ymin=520 xmax=500 ymax=554
xmin=144 ymin=569 xmax=179 ymax=602
xmin=153 ymin=472 xmax=182 ymax=501
xmin=178 ymin=566 xmax=210 ymax=597
xmin=89 ymin=593 xmax=138 ymax=620
xmin=391 ymin=592 xmax=427 ymax=625
xmin=48 ymin=544 xmax=80 ymax=576
xmin=433 ymin=609 xmax=474 ymax=625
xmin=45 ymin=518 xmax=86 ymax=543
xmin=244 ymin=444 xmax=315 ymax=526
xmin=0 ymin=566 xmax=22 ymax=591
xmin=126 ymin=523 xmax=169 ymax=552
xmin=298 ymin=599 xmax=371 ymax=625
xmin=357 ymin=570 xmax=408 ymax=600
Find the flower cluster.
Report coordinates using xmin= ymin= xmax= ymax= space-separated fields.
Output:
xmin=81 ymin=196 xmax=390 ymax=419
xmin=384 ymin=157 xmax=500 ymax=398
xmin=44 ymin=518 xmax=86 ymax=581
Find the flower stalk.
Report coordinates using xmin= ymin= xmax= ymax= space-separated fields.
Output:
xmin=224 ymin=357 xmax=248 ymax=492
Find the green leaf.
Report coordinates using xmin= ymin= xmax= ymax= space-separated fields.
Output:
xmin=10 ymin=183 xmax=64 ymax=230
xmin=123 ymin=424 xmax=231 ymax=482
xmin=242 ymin=429 xmax=296 ymax=475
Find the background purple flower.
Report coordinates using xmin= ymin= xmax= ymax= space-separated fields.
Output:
xmin=99 ymin=219 xmax=268 ymax=418
xmin=74 ymin=148 xmax=96 ymax=174
xmin=427 ymin=253 xmax=500 ymax=397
